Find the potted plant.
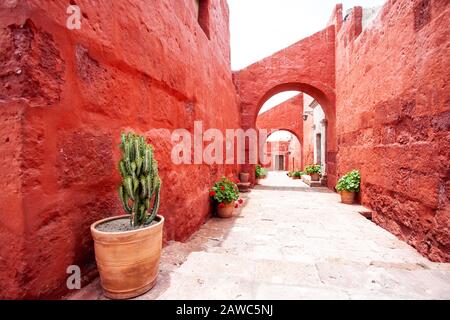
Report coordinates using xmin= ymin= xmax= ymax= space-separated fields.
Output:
xmin=292 ymin=171 xmax=304 ymax=180
xmin=255 ymin=164 xmax=268 ymax=183
xmin=90 ymin=132 xmax=164 ymax=299
xmin=336 ymin=170 xmax=361 ymax=204
xmin=305 ymin=164 xmax=321 ymax=181
xmin=209 ymin=177 xmax=243 ymax=218
xmin=239 ymin=172 xmax=250 ymax=183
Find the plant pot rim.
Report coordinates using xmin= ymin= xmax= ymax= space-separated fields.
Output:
xmin=218 ymin=201 xmax=235 ymax=205
xmin=91 ymin=214 xmax=164 ymax=236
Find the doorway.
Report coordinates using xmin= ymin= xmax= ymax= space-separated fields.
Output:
xmin=316 ymin=133 xmax=322 ymax=166
xmin=275 ymin=155 xmax=285 ymax=171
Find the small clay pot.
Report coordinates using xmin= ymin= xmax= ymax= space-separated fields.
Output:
xmin=310 ymin=173 xmax=320 ymax=181
xmin=239 ymin=172 xmax=250 ymax=183
xmin=217 ymin=202 xmax=234 ymax=218
xmin=340 ymin=190 xmax=356 ymax=204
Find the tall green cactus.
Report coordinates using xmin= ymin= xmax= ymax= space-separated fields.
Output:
xmin=118 ymin=132 xmax=161 ymax=227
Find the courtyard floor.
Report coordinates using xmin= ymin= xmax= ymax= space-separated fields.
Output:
xmin=68 ymin=172 xmax=450 ymax=300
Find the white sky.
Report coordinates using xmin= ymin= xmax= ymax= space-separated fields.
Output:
xmin=228 ymin=0 xmax=387 ymax=115
xmin=267 ymin=130 xmax=293 ymax=142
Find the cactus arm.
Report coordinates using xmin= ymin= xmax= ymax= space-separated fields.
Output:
xmin=133 ymin=177 xmax=139 ymax=195
xmin=140 ymin=176 xmax=147 ymax=199
xmin=118 ymin=186 xmax=132 ymax=213
xmin=134 ymin=137 xmax=140 ymax=160
xmin=136 ymin=157 xmax=143 ymax=177
xmin=119 ymin=160 xmax=127 ymax=178
xmin=146 ymin=180 xmax=161 ymax=224
xmin=124 ymin=176 xmax=134 ymax=200
xmin=143 ymin=147 xmax=150 ymax=174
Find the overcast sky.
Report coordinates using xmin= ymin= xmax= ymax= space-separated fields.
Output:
xmin=227 ymin=0 xmax=386 ymax=116
xmin=228 ymin=0 xmax=387 ymax=71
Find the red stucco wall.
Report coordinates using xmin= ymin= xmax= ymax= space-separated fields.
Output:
xmin=256 ymin=94 xmax=304 ymax=145
xmin=234 ymin=26 xmax=337 ymax=185
xmin=302 ymin=113 xmax=315 ymax=169
xmin=335 ymin=0 xmax=450 ymax=262
xmin=0 ymin=0 xmax=240 ymax=299
xmin=256 ymin=94 xmax=304 ymax=171
xmin=1 ymin=0 xmax=449 ymax=300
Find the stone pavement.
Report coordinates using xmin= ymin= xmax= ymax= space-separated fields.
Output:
xmin=68 ymin=171 xmax=450 ymax=300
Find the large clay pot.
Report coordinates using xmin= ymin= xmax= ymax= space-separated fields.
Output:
xmin=217 ymin=202 xmax=234 ymax=218
xmin=91 ymin=215 xmax=164 ymax=299
xmin=310 ymin=173 xmax=320 ymax=181
xmin=239 ymin=172 xmax=250 ymax=183
xmin=340 ymin=191 xmax=356 ymax=204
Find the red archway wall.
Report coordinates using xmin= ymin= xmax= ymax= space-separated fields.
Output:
xmin=233 ymin=26 xmax=336 ymax=186
xmin=256 ymin=94 xmax=304 ymax=146
xmin=256 ymin=94 xmax=304 ymax=170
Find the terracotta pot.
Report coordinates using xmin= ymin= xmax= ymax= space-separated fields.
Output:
xmin=217 ymin=202 xmax=234 ymax=218
xmin=340 ymin=191 xmax=356 ymax=204
xmin=260 ymin=175 xmax=267 ymax=179
xmin=255 ymin=178 xmax=260 ymax=185
xmin=91 ymin=215 xmax=164 ymax=299
xmin=239 ymin=172 xmax=250 ymax=183
xmin=310 ymin=173 xmax=320 ymax=181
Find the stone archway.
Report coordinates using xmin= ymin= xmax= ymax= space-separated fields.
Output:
xmin=264 ymin=129 xmax=303 ymax=172
xmin=233 ymin=26 xmax=337 ymax=187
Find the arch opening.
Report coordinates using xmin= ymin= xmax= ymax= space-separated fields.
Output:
xmin=247 ymin=82 xmax=336 ymax=186
xmin=261 ymin=130 xmax=302 ymax=172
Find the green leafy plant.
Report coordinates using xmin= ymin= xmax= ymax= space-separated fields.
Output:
xmin=336 ymin=170 xmax=360 ymax=192
xmin=287 ymin=171 xmax=294 ymax=177
xmin=255 ymin=164 xmax=268 ymax=178
xmin=305 ymin=164 xmax=321 ymax=175
xmin=209 ymin=177 xmax=241 ymax=207
xmin=118 ymin=132 xmax=161 ymax=227
xmin=293 ymin=171 xmax=305 ymax=177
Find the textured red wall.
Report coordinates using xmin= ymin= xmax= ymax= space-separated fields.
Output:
xmin=263 ymin=141 xmax=293 ymax=171
xmin=0 ymin=0 xmax=240 ymax=298
xmin=335 ymin=0 xmax=450 ymax=262
xmin=302 ymin=114 xmax=315 ymax=169
xmin=256 ymin=94 xmax=304 ymax=170
xmin=234 ymin=26 xmax=337 ymax=186
xmin=256 ymin=94 xmax=304 ymax=145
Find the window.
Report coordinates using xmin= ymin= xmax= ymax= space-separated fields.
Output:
xmin=195 ymin=0 xmax=211 ymax=39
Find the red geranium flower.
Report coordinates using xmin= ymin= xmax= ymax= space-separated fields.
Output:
xmin=209 ymin=190 xmax=216 ymax=197
xmin=220 ymin=186 xmax=225 ymax=191
xmin=235 ymin=204 xmax=238 ymax=208
xmin=238 ymin=199 xmax=244 ymax=204
xmin=218 ymin=203 xmax=225 ymax=208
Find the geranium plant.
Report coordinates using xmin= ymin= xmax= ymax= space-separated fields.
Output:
xmin=209 ymin=177 xmax=243 ymax=208
xmin=336 ymin=170 xmax=361 ymax=192
xmin=305 ymin=164 xmax=321 ymax=175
